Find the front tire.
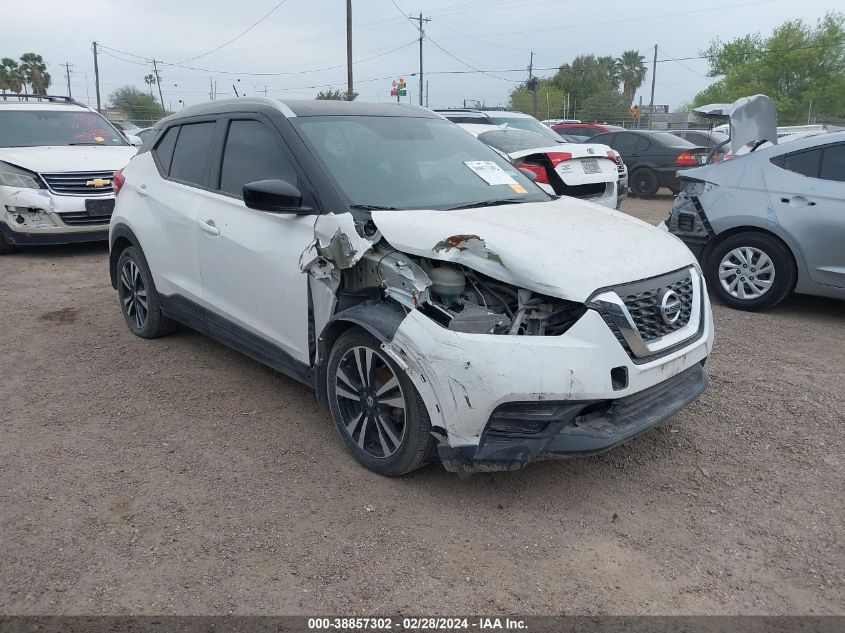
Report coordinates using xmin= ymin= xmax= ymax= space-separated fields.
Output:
xmin=116 ymin=246 xmax=177 ymax=338
xmin=0 ymin=228 xmax=16 ymax=255
xmin=630 ymin=168 xmax=659 ymax=198
xmin=706 ymin=232 xmax=795 ymax=311
xmin=326 ymin=327 xmax=437 ymax=476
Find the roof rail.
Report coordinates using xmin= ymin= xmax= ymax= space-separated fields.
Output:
xmin=0 ymin=93 xmax=82 ymax=104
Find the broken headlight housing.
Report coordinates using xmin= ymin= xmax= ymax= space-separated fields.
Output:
xmin=0 ymin=161 xmax=44 ymax=189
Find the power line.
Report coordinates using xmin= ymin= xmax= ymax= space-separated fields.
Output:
xmin=178 ymin=0 xmax=292 ymax=63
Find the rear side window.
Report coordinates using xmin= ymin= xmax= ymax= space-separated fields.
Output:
xmin=820 ymin=145 xmax=845 ymax=182
xmin=219 ymin=120 xmax=298 ymax=198
xmin=153 ymin=126 xmax=178 ymax=175
xmin=782 ymin=149 xmax=823 ymax=178
xmin=169 ymin=122 xmax=216 ymax=186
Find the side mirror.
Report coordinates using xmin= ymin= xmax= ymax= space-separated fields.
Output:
xmin=243 ymin=179 xmax=313 ymax=214
xmin=127 ymin=134 xmax=143 ymax=147
xmin=517 ymin=167 xmax=538 ymax=182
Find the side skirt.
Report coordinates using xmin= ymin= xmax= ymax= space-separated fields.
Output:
xmin=159 ymin=294 xmax=315 ymax=388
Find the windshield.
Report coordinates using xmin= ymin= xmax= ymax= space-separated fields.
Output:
xmin=0 ymin=110 xmax=128 ymax=147
xmin=294 ymin=116 xmax=549 ymax=210
xmin=477 ymin=128 xmax=556 ymax=154
xmin=484 ymin=116 xmax=565 ymax=143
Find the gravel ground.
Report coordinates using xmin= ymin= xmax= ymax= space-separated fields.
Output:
xmin=1 ymin=195 xmax=843 ymax=616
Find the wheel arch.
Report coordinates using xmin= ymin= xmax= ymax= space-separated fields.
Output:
xmin=109 ymin=223 xmax=141 ymax=289
xmin=315 ymin=299 xmax=408 ymax=406
xmin=702 ymin=224 xmax=799 ymax=285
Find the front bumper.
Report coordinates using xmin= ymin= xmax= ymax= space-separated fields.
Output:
xmin=385 ymin=287 xmax=713 ymax=470
xmin=1 ymin=185 xmax=112 ymax=246
xmin=439 ymin=363 xmax=708 ymax=472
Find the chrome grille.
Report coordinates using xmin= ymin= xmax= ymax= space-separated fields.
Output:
xmin=620 ymin=275 xmax=694 ymax=341
xmin=40 ymin=171 xmax=115 ymax=196
xmin=58 ymin=212 xmax=112 ymax=226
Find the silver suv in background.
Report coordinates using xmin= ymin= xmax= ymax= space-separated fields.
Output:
xmin=666 ymin=131 xmax=845 ymax=310
xmin=0 ymin=95 xmax=138 ymax=254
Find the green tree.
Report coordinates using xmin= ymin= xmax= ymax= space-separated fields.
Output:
xmin=316 ymin=89 xmax=357 ymax=100
xmin=143 ymin=73 xmax=157 ymax=97
xmin=0 ymin=58 xmax=24 ymax=95
xmin=616 ymin=50 xmax=647 ymax=105
xmin=19 ymin=53 xmax=51 ymax=94
xmin=508 ymin=83 xmax=566 ymax=119
xmin=692 ymin=12 xmax=845 ymax=124
xmin=109 ymin=86 xmax=166 ymax=124
xmin=551 ymin=55 xmax=618 ymax=110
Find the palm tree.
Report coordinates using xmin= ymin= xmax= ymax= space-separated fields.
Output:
xmin=616 ymin=50 xmax=647 ymax=105
xmin=0 ymin=58 xmax=24 ymax=96
xmin=144 ymin=73 xmax=156 ymax=97
xmin=19 ymin=53 xmax=51 ymax=95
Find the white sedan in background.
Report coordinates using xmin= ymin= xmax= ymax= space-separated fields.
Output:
xmin=458 ymin=124 xmax=621 ymax=209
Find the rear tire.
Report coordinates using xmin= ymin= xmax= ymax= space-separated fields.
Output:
xmin=326 ymin=327 xmax=437 ymax=476
xmin=116 ymin=246 xmax=177 ymax=338
xmin=706 ymin=232 xmax=795 ymax=311
xmin=630 ymin=168 xmax=659 ymax=198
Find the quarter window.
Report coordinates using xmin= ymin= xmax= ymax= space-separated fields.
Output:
xmin=153 ymin=126 xmax=178 ymax=175
xmin=169 ymin=122 xmax=216 ymax=186
xmin=781 ymin=149 xmax=823 ymax=178
xmin=219 ymin=120 xmax=298 ymax=198
xmin=820 ymin=145 xmax=845 ymax=182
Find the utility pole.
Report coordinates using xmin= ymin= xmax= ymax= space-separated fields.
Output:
xmin=528 ymin=51 xmax=538 ymax=118
xmin=60 ymin=62 xmax=73 ymax=98
xmin=648 ymin=44 xmax=657 ymax=129
xmin=92 ymin=42 xmax=101 ymax=112
xmin=638 ymin=95 xmax=643 ymax=129
xmin=346 ymin=0 xmax=354 ymax=101
xmin=412 ymin=12 xmax=431 ymax=106
xmin=425 ymin=80 xmax=429 ymax=108
xmin=152 ymin=59 xmax=165 ymax=111
xmin=210 ymin=77 xmax=214 ymax=101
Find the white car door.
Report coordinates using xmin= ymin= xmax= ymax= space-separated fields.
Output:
xmin=140 ymin=121 xmax=217 ymax=301
xmin=195 ymin=117 xmax=315 ymax=364
xmin=766 ymin=142 xmax=845 ymax=288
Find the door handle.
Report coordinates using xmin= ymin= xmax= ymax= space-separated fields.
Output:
xmin=781 ymin=196 xmax=816 ymax=206
xmin=199 ymin=219 xmax=220 ymax=236
xmin=136 ymin=184 xmax=148 ymax=197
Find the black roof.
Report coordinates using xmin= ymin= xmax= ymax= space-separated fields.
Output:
xmin=156 ymin=97 xmax=440 ymax=128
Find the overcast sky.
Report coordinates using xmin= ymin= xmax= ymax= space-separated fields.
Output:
xmin=4 ymin=0 xmax=835 ymax=113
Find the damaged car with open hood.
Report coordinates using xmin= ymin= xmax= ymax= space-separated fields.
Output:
xmin=109 ymin=98 xmax=714 ymax=476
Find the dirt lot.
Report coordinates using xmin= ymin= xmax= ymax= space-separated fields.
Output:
xmin=1 ymin=195 xmax=843 ymax=616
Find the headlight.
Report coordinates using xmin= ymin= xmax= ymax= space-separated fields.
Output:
xmin=0 ymin=161 xmax=44 ymax=189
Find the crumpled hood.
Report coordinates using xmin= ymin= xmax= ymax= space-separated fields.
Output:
xmin=0 ymin=146 xmax=137 ymax=173
xmin=371 ymin=198 xmax=695 ymax=302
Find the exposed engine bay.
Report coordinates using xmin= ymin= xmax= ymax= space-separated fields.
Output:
xmin=340 ymin=243 xmax=585 ymax=336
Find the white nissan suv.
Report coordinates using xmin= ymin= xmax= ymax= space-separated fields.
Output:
xmin=0 ymin=95 xmax=138 ymax=254
xmin=109 ymin=98 xmax=714 ymax=476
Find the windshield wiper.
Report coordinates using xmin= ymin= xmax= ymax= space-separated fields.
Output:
xmin=349 ymin=204 xmax=399 ymax=211
xmin=68 ymin=142 xmax=108 ymax=146
xmin=445 ymin=198 xmax=530 ymax=211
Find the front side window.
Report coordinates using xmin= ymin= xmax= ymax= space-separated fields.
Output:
xmin=169 ymin=122 xmax=216 ymax=186
xmin=294 ymin=116 xmax=548 ymax=210
xmin=219 ymin=120 xmax=298 ymax=197
xmin=0 ymin=109 xmax=128 ymax=147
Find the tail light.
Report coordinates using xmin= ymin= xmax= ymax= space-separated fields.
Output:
xmin=675 ymin=152 xmax=699 ymax=166
xmin=113 ymin=169 xmax=125 ymax=195
xmin=546 ymin=152 xmax=572 ymax=166
xmin=516 ymin=163 xmax=549 ymax=184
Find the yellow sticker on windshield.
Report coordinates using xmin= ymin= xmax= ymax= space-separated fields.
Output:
xmin=94 ymin=136 xmax=104 ymax=142
xmin=509 ymin=183 xmax=527 ymax=194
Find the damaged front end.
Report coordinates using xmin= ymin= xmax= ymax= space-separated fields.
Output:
xmin=302 ymin=214 xmax=586 ymax=340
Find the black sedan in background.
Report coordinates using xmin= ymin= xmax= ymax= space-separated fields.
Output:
xmin=590 ymin=130 xmax=709 ymax=198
